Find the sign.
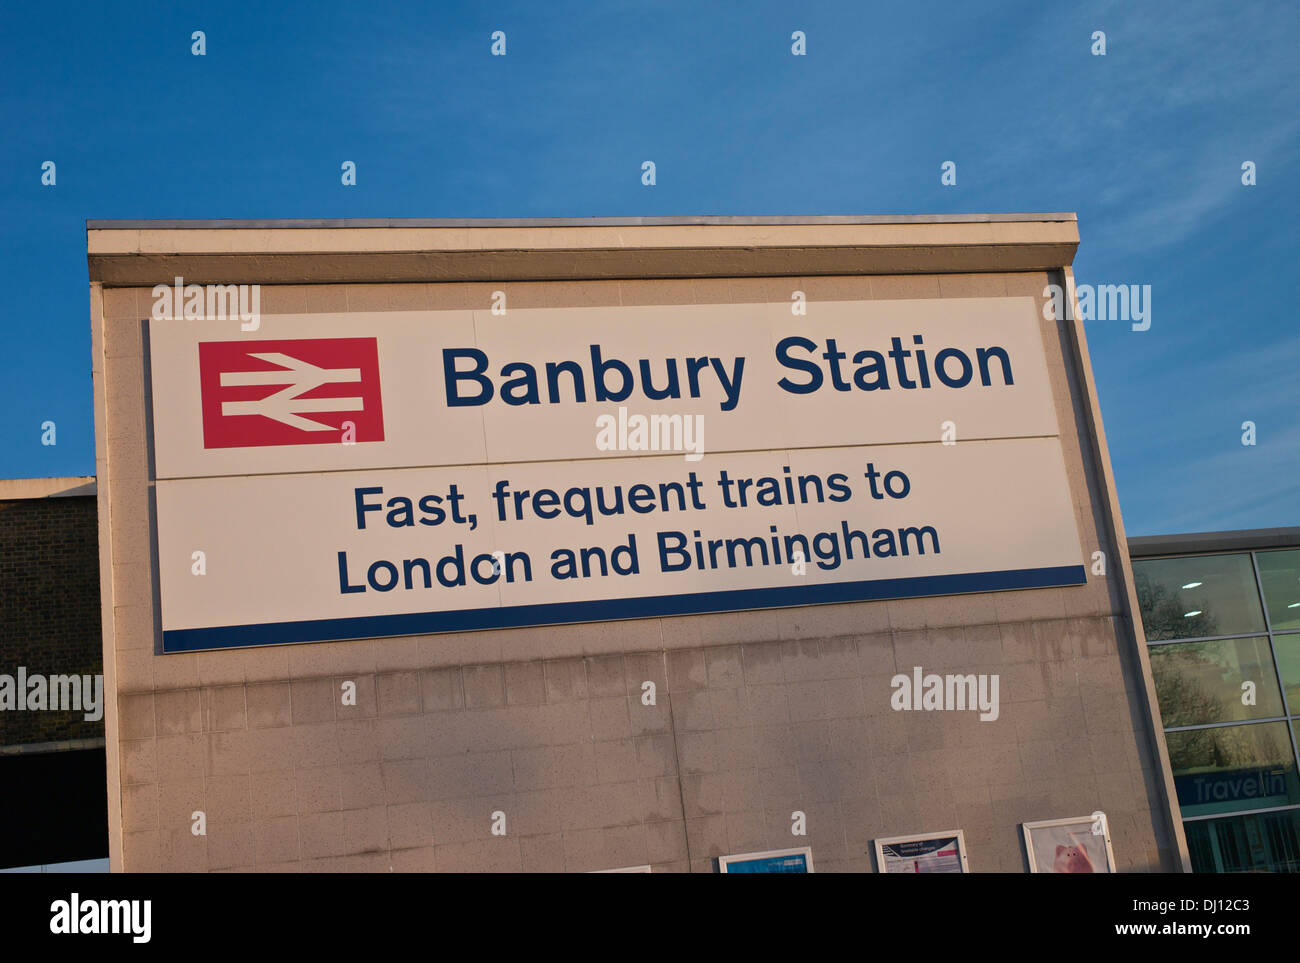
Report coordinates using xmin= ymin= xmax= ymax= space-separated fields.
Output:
xmin=1173 ymin=766 xmax=1292 ymax=813
xmin=197 ymin=337 xmax=385 ymax=448
xmin=148 ymin=298 xmax=1086 ymax=652
xmin=718 ymin=847 xmax=813 ymax=873
xmin=150 ymin=298 xmax=1061 ymax=478
xmin=874 ymin=830 xmax=969 ymax=873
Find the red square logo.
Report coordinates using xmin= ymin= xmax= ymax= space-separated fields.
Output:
xmin=198 ymin=338 xmax=385 ymax=449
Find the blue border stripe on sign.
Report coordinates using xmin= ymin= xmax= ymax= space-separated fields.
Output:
xmin=160 ymin=564 xmax=1087 ymax=653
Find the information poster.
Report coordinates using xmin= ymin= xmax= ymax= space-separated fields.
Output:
xmin=874 ymin=831 xmax=969 ymax=873
xmin=1022 ymin=816 xmax=1116 ymax=873
xmin=718 ymin=847 xmax=814 ymax=873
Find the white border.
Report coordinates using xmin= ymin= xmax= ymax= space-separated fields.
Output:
xmin=592 ymin=865 xmax=652 ymax=873
xmin=872 ymin=829 xmax=970 ymax=873
xmin=1022 ymin=814 xmax=1116 ymax=873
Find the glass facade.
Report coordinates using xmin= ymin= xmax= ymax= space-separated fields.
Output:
xmin=1183 ymin=809 xmax=1300 ymax=873
xmin=1134 ymin=547 xmax=1300 ymax=873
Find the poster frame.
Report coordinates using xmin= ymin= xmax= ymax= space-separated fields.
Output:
xmin=872 ymin=829 xmax=970 ymax=873
xmin=717 ymin=846 xmax=814 ymax=874
xmin=1022 ymin=814 xmax=1116 ymax=873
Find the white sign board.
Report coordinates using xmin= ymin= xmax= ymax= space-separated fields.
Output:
xmin=147 ymin=297 xmax=1085 ymax=651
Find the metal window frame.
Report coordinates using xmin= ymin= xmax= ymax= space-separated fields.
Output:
xmin=1253 ymin=551 xmax=1297 ymax=722
xmin=1164 ymin=715 xmax=1292 ymax=733
xmin=1131 ymin=551 xmax=1269 ymax=642
xmin=1147 ymin=630 xmax=1269 ymax=646
xmin=1180 ymin=802 xmax=1300 ymax=823
xmin=1137 ymin=547 xmax=1300 ymax=838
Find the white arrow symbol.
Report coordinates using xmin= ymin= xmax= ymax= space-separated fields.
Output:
xmin=219 ymin=352 xmax=363 ymax=431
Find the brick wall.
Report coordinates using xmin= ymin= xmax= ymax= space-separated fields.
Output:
xmin=0 ymin=495 xmax=104 ymax=746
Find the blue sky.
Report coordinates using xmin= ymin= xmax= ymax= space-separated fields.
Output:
xmin=1 ymin=0 xmax=1295 ymax=535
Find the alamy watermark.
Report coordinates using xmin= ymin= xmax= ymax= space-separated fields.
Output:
xmin=152 ymin=276 xmax=260 ymax=330
xmin=890 ymin=666 xmax=999 ymax=721
xmin=0 ymin=667 xmax=104 ymax=721
xmin=50 ymin=894 xmax=150 ymax=943
xmin=1043 ymin=282 xmax=1151 ymax=331
xmin=595 ymin=407 xmax=705 ymax=461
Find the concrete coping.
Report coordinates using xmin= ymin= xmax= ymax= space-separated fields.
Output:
xmin=1129 ymin=528 xmax=1300 ymax=557
xmin=87 ymin=213 xmax=1079 ymax=230
xmin=86 ymin=213 xmax=1081 ymax=285
xmin=0 ymin=738 xmax=106 ymax=756
xmin=0 ymin=476 xmax=97 ymax=500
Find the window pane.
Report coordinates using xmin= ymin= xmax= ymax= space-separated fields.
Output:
xmin=1166 ymin=721 xmax=1299 ymax=817
xmin=1133 ymin=554 xmax=1265 ymax=641
xmin=1277 ymin=636 xmax=1300 ymax=711
xmin=1184 ymin=809 xmax=1300 ymax=873
xmin=1150 ymin=637 xmax=1284 ymax=726
xmin=1258 ymin=549 xmax=1300 ymax=631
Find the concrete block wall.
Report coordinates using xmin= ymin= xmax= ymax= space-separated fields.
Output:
xmin=109 ymin=616 xmax=1166 ymax=872
xmin=94 ymin=270 xmax=1181 ymax=871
